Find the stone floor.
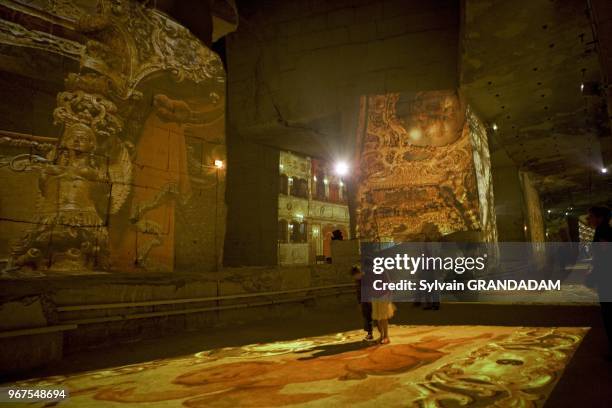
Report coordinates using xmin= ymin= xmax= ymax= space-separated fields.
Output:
xmin=4 ymin=302 xmax=612 ymax=407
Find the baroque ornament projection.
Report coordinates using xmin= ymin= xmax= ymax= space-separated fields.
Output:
xmin=0 ymin=0 xmax=236 ymax=274
xmin=355 ymin=91 xmax=497 ymax=242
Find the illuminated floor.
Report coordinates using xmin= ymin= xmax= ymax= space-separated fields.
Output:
xmin=13 ymin=325 xmax=587 ymax=407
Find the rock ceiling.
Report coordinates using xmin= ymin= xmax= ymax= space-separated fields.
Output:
xmin=461 ymin=0 xmax=611 ymax=209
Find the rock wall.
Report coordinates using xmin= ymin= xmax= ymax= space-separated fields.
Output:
xmin=224 ymin=137 xmax=280 ymax=266
xmin=226 ymin=0 xmax=460 ymax=156
xmin=0 ymin=264 xmax=354 ymax=375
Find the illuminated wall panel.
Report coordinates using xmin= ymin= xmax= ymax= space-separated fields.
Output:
xmin=355 ymin=91 xmax=497 ymax=242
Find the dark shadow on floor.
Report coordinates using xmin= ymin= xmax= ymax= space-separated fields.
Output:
xmin=296 ymin=340 xmax=374 ymax=360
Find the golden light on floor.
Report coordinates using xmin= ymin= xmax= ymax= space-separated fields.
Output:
xmin=10 ymin=325 xmax=587 ymax=407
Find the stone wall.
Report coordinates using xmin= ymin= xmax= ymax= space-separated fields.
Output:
xmin=0 ymin=0 xmax=234 ymax=275
xmin=224 ymin=137 xmax=279 ymax=266
xmin=226 ymin=0 xmax=460 ymax=156
xmin=491 ymin=164 xmax=529 ymax=242
xmin=490 ymin=147 xmax=546 ymax=245
xmin=0 ymin=263 xmax=354 ymax=375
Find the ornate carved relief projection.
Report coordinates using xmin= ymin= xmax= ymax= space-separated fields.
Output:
xmin=10 ymin=75 xmax=126 ymax=273
xmin=0 ymin=0 xmax=233 ymax=274
xmin=355 ymin=91 xmax=496 ymax=242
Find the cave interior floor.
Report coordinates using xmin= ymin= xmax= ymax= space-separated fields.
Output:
xmin=5 ymin=302 xmax=612 ymax=408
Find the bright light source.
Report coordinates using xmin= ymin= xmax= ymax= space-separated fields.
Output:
xmin=523 ymin=225 xmax=528 ymax=232
xmin=334 ymin=161 xmax=349 ymax=176
xmin=279 ymin=164 xmax=284 ymax=170
xmin=313 ymin=175 xmax=317 ymax=181
xmin=339 ymin=180 xmax=344 ymax=187
xmin=492 ymin=123 xmax=498 ymax=131
xmin=565 ymin=212 xmax=569 ymax=216
xmin=580 ymin=83 xmax=585 ymax=92
xmin=214 ymin=159 xmax=224 ymax=169
xmin=547 ymin=209 xmax=552 ymax=214
xmin=601 ymin=167 xmax=608 ymax=174
xmin=323 ymin=178 xmax=329 ymax=185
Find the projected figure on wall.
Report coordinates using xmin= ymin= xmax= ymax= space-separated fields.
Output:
xmin=7 ymin=84 xmax=126 ymax=274
xmin=0 ymin=0 xmax=237 ymax=275
xmin=111 ymin=93 xmax=225 ymax=273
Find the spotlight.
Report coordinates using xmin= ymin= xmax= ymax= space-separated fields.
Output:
xmin=601 ymin=167 xmax=608 ymax=174
xmin=334 ymin=161 xmax=349 ymax=176
xmin=580 ymin=83 xmax=584 ymax=92
xmin=565 ymin=212 xmax=569 ymax=216
xmin=492 ymin=123 xmax=498 ymax=131
xmin=547 ymin=209 xmax=552 ymax=214
xmin=214 ymin=159 xmax=224 ymax=169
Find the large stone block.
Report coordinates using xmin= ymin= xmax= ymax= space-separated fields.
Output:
xmin=355 ymin=91 xmax=497 ymax=242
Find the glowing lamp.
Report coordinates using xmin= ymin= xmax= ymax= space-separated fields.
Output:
xmin=334 ymin=161 xmax=349 ymax=176
xmin=214 ymin=159 xmax=224 ymax=169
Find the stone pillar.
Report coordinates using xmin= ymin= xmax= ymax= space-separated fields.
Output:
xmin=354 ymin=90 xmax=497 ymax=243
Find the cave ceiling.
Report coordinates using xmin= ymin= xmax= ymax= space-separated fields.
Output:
xmin=461 ymin=0 xmax=612 ymax=209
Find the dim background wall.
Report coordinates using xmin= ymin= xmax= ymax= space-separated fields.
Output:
xmin=226 ymin=0 xmax=460 ymax=157
xmin=491 ymin=147 xmax=546 ymax=243
xmin=224 ymin=134 xmax=279 ymax=266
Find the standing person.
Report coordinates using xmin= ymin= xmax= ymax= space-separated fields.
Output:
xmin=372 ymin=297 xmax=396 ymax=344
xmin=351 ymin=265 xmax=374 ymax=341
xmin=586 ymin=206 xmax=612 ymax=359
xmin=370 ymin=258 xmax=396 ymax=344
